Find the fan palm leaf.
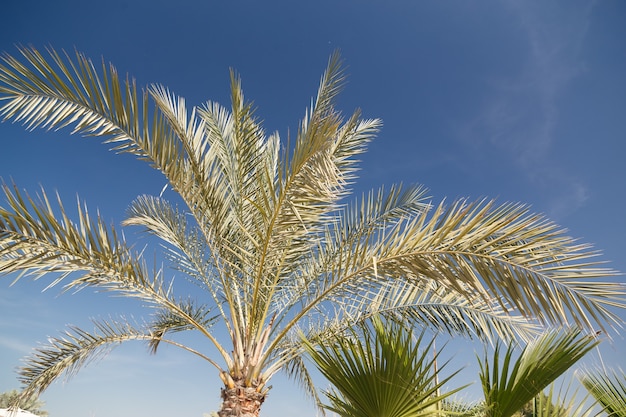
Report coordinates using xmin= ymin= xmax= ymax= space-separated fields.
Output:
xmin=304 ymin=316 xmax=465 ymax=417
xmin=479 ymin=329 xmax=599 ymax=417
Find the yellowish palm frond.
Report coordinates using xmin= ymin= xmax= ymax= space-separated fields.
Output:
xmin=367 ymin=279 xmax=539 ymax=342
xmin=312 ymin=197 xmax=622 ymax=335
xmin=0 ymin=182 xmax=151 ymax=296
xmin=0 ymin=183 xmax=230 ymax=362
xmin=17 ymin=317 xmax=216 ymax=399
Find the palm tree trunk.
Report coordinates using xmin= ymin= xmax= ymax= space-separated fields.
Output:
xmin=218 ymin=379 xmax=267 ymax=417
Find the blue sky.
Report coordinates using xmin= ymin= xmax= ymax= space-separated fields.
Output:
xmin=1 ymin=1 xmax=625 ymax=416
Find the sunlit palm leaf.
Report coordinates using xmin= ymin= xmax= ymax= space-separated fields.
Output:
xmin=534 ymin=382 xmax=595 ymax=417
xmin=148 ymin=299 xmax=218 ymax=353
xmin=369 ymin=279 xmax=539 ymax=342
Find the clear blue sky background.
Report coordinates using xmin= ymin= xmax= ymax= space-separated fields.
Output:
xmin=1 ymin=1 xmax=625 ymax=416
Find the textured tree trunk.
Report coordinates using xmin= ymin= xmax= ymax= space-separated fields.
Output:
xmin=217 ymin=379 xmax=267 ymax=417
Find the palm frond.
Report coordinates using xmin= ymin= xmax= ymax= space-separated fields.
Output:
xmin=280 ymin=354 xmax=323 ymax=408
xmin=17 ymin=319 xmax=155 ymax=398
xmin=534 ymin=382 xmax=596 ymax=417
xmin=271 ymin=184 xmax=431 ymax=335
xmin=148 ymin=298 xmax=218 ymax=353
xmin=580 ymin=367 xmax=626 ymax=417
xmin=479 ymin=329 xmax=599 ymax=417
xmin=123 ymin=195 xmax=215 ymax=287
xmin=0 ymin=184 xmax=230 ymax=359
xmin=369 ymin=279 xmax=539 ymax=343
xmin=0 ymin=46 xmax=139 ymax=140
xmin=304 ymin=316 xmax=465 ymax=417
xmin=0 ymin=183 xmax=154 ymax=297
xmin=314 ymin=198 xmax=623 ymax=335
xmin=0 ymin=46 xmax=227 ymax=249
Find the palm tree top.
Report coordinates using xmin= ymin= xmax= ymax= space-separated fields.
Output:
xmin=0 ymin=46 xmax=624 ymax=413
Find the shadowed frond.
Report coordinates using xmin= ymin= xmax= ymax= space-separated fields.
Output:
xmin=479 ymin=329 xmax=599 ymax=417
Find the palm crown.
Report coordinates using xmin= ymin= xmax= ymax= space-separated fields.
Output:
xmin=0 ymin=47 xmax=624 ymax=416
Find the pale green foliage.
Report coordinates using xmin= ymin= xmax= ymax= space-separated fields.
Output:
xmin=0 ymin=389 xmax=48 ymax=416
xmin=581 ymin=368 xmax=626 ymax=417
xmin=0 ymin=46 xmax=624 ymax=412
xmin=441 ymin=381 xmax=596 ymax=417
xmin=479 ymin=329 xmax=599 ymax=417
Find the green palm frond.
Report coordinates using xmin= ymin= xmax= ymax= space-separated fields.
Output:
xmin=479 ymin=329 xmax=599 ymax=417
xmin=304 ymin=316 xmax=465 ymax=417
xmin=580 ymin=368 xmax=626 ymax=417
xmin=533 ymin=382 xmax=595 ymax=417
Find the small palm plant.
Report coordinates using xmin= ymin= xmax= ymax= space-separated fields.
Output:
xmin=304 ymin=316 xmax=465 ymax=417
xmin=580 ymin=368 xmax=626 ymax=417
xmin=479 ymin=329 xmax=599 ymax=417
xmin=529 ymin=382 xmax=596 ymax=417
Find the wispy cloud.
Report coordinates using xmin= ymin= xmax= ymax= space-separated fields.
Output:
xmin=460 ymin=0 xmax=596 ymax=219
xmin=0 ymin=337 xmax=36 ymax=355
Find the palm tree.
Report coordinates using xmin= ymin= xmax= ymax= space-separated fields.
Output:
xmin=0 ymin=46 xmax=624 ymax=417
xmin=580 ymin=368 xmax=626 ymax=417
xmin=303 ymin=316 xmax=465 ymax=417
xmin=478 ymin=329 xmax=599 ymax=417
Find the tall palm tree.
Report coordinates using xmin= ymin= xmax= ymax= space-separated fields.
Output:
xmin=0 ymin=46 xmax=624 ymax=417
xmin=303 ymin=316 xmax=465 ymax=417
xmin=478 ymin=329 xmax=599 ymax=417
